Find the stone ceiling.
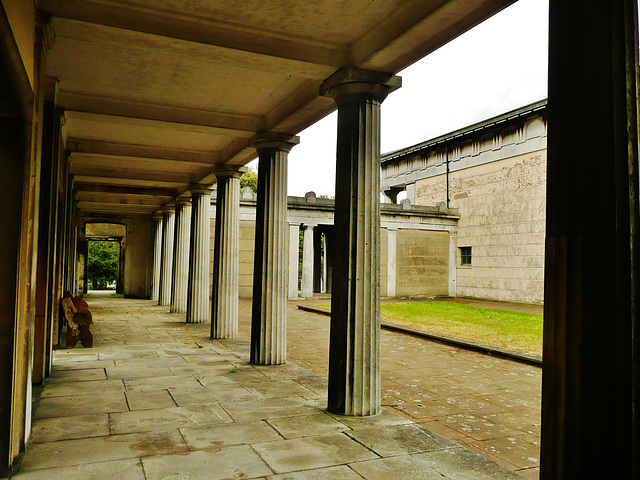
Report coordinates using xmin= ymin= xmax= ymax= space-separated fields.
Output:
xmin=39 ymin=0 xmax=515 ymax=217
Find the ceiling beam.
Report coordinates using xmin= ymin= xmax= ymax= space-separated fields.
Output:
xmin=76 ymin=194 xmax=165 ymax=206
xmin=76 ymin=201 xmax=158 ymax=214
xmin=60 ymin=92 xmax=263 ymax=133
xmin=69 ymin=151 xmax=215 ymax=169
xmin=74 ymin=175 xmax=188 ymax=189
xmin=75 ymin=183 xmax=177 ymax=198
xmin=64 ymin=110 xmax=256 ymax=138
xmin=70 ymin=166 xmax=195 ymax=184
xmin=39 ymin=0 xmax=349 ymax=68
xmin=66 ymin=139 xmax=220 ymax=164
xmin=353 ymin=0 xmax=517 ymax=72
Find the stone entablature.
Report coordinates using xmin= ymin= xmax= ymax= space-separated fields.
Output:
xmin=381 ymin=100 xmax=547 ymax=202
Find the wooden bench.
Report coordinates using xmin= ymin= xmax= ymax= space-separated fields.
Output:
xmin=61 ymin=291 xmax=93 ymax=348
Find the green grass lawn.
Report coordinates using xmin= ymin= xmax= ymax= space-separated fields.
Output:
xmin=310 ymin=301 xmax=543 ymax=356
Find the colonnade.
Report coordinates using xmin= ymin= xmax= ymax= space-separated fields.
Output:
xmin=294 ymin=224 xmax=331 ymax=299
xmin=148 ymin=68 xmax=399 ymax=417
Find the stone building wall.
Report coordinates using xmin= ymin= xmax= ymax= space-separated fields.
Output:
xmin=395 ymin=229 xmax=450 ymax=297
xmin=382 ymin=100 xmax=547 ymax=305
xmin=414 ymin=150 xmax=546 ymax=303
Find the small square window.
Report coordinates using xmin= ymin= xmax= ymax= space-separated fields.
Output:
xmin=460 ymin=246 xmax=472 ymax=266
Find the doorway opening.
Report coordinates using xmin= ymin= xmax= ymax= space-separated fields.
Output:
xmin=87 ymin=240 xmax=120 ymax=291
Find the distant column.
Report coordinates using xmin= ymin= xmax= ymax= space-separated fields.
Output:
xmin=158 ymin=205 xmax=175 ymax=306
xmin=288 ymin=223 xmax=300 ymax=299
xmin=313 ymin=228 xmax=323 ymax=292
xmin=211 ymin=167 xmax=244 ymax=339
xmin=387 ymin=228 xmax=397 ymax=297
xmin=151 ymin=214 xmax=163 ymax=301
xmin=186 ymin=187 xmax=211 ymax=324
xmin=322 ymin=232 xmax=327 ymax=293
xmin=321 ymin=67 xmax=401 ymax=416
xmin=250 ymin=132 xmax=299 ymax=365
xmin=301 ymin=225 xmax=314 ymax=298
xmin=170 ymin=200 xmax=191 ymax=313
xmin=324 ymin=229 xmax=333 ymax=293
xmin=448 ymin=229 xmax=457 ymax=297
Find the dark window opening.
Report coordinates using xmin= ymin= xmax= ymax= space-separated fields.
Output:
xmin=460 ymin=246 xmax=472 ymax=266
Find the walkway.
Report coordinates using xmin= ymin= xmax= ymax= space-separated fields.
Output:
xmin=281 ymin=299 xmax=541 ymax=479
xmin=13 ymin=294 xmax=535 ymax=479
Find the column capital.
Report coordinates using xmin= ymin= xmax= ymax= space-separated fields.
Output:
xmin=212 ymin=164 xmax=248 ymax=180
xmin=320 ymin=66 xmax=402 ymax=104
xmin=188 ymin=184 xmax=214 ymax=196
xmin=152 ymin=212 xmax=163 ymax=220
xmin=250 ymin=132 xmax=300 ymax=153
xmin=160 ymin=204 xmax=175 ymax=214
xmin=36 ymin=12 xmax=55 ymax=52
xmin=173 ymin=198 xmax=191 ymax=207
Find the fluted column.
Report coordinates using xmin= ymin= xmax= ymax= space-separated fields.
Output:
xmin=211 ymin=166 xmax=245 ymax=338
xmin=301 ymin=225 xmax=314 ymax=298
xmin=321 ymin=67 xmax=401 ymax=416
xmin=288 ymin=223 xmax=300 ymax=299
xmin=186 ymin=187 xmax=212 ymax=324
xmin=158 ymin=205 xmax=175 ymax=306
xmin=151 ymin=214 xmax=163 ymax=301
xmin=170 ymin=200 xmax=191 ymax=313
xmin=250 ymin=132 xmax=299 ymax=365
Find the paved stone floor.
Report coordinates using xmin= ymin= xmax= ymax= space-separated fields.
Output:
xmin=279 ymin=299 xmax=541 ymax=480
xmin=11 ymin=293 xmax=539 ymax=479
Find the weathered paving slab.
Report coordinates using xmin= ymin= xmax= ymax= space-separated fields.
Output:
xmin=11 ymin=458 xmax=145 ymax=480
xmin=141 ymin=446 xmax=272 ymax=480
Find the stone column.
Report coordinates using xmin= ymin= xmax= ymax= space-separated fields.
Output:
xmin=186 ymin=187 xmax=211 ymax=324
xmin=250 ymin=132 xmax=299 ymax=365
xmin=322 ymin=232 xmax=327 ymax=293
xmin=313 ymin=228 xmax=323 ymax=293
xmin=301 ymin=225 xmax=315 ymax=298
xmin=387 ymin=228 xmax=397 ymax=297
xmin=448 ymin=229 xmax=457 ymax=297
xmin=211 ymin=167 xmax=245 ymax=339
xmin=151 ymin=214 xmax=163 ymax=301
xmin=541 ymin=1 xmax=639 ymax=478
xmin=321 ymin=67 xmax=401 ymax=416
xmin=34 ymin=84 xmax=56 ymax=384
xmin=325 ymin=229 xmax=333 ymax=294
xmin=158 ymin=205 xmax=175 ymax=306
xmin=170 ymin=200 xmax=191 ymax=313
xmin=288 ymin=223 xmax=300 ymax=299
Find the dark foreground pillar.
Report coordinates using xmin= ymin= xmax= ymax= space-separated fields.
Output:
xmin=542 ymin=2 xmax=639 ymax=479
xmin=321 ymin=67 xmax=401 ymax=416
xmin=250 ymin=133 xmax=299 ymax=365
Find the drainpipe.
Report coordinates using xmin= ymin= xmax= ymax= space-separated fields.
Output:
xmin=446 ymin=146 xmax=450 ymax=208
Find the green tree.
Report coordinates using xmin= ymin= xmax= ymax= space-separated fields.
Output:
xmin=88 ymin=241 xmax=119 ymax=290
xmin=240 ymin=168 xmax=258 ymax=193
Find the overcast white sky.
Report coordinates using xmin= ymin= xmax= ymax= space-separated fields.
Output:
xmin=251 ymin=0 xmax=549 ymax=197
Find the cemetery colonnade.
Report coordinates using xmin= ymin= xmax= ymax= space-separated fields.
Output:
xmin=0 ymin=2 xmax=638 ymax=479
